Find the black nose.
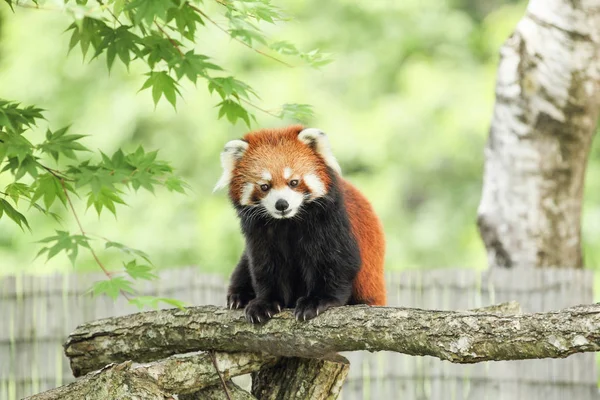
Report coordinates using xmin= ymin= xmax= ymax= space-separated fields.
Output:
xmin=275 ymin=199 xmax=289 ymax=211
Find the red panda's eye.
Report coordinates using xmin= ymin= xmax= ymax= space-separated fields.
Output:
xmin=260 ymin=184 xmax=270 ymax=192
xmin=289 ymin=179 xmax=299 ymax=188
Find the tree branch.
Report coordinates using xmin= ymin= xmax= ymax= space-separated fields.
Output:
xmin=25 ymin=352 xmax=276 ymax=400
xmin=24 ymin=361 xmax=170 ymax=400
xmin=64 ymin=303 xmax=600 ymax=377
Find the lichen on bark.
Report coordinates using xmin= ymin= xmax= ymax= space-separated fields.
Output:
xmin=64 ymin=304 xmax=600 ymax=377
xmin=25 ymin=351 xmax=275 ymax=400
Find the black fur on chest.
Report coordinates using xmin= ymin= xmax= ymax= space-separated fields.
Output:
xmin=232 ymin=177 xmax=361 ymax=308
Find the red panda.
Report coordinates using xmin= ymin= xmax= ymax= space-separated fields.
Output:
xmin=215 ymin=125 xmax=385 ymax=323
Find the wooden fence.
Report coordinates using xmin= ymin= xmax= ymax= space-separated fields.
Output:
xmin=0 ymin=267 xmax=597 ymax=400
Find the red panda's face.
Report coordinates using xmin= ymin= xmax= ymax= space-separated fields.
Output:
xmin=214 ymin=126 xmax=342 ymax=220
xmin=237 ymin=164 xmax=317 ymax=219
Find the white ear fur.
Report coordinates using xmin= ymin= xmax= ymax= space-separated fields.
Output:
xmin=213 ymin=139 xmax=249 ymax=192
xmin=298 ymin=128 xmax=342 ymax=175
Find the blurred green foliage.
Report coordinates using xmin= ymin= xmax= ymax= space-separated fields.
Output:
xmin=0 ymin=1 xmax=314 ymax=307
xmin=0 ymin=0 xmax=331 ymax=307
xmin=1 ymin=0 xmax=599 ymax=287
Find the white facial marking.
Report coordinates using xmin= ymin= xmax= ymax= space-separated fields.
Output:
xmin=213 ymin=139 xmax=249 ymax=192
xmin=262 ymin=170 xmax=272 ymax=181
xmin=261 ymin=186 xmax=304 ymax=219
xmin=298 ymin=128 xmax=342 ymax=175
xmin=303 ymin=173 xmax=326 ymax=198
xmin=239 ymin=183 xmax=255 ymax=205
xmin=283 ymin=167 xmax=293 ymax=180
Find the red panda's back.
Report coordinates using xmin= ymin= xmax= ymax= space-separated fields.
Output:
xmin=342 ymin=179 xmax=386 ymax=305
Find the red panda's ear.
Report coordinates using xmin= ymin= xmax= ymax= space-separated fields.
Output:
xmin=298 ymin=128 xmax=342 ymax=175
xmin=213 ymin=139 xmax=249 ymax=192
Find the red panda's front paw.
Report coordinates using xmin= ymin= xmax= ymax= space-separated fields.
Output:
xmin=294 ymin=296 xmax=338 ymax=321
xmin=244 ymin=298 xmax=283 ymax=324
xmin=227 ymin=292 xmax=254 ymax=310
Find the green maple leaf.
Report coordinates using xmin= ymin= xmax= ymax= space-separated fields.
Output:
xmin=140 ymin=71 xmax=181 ymax=108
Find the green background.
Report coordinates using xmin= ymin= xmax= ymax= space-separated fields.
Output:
xmin=1 ymin=0 xmax=599 ymax=290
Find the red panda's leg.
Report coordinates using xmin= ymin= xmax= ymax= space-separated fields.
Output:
xmin=294 ymin=275 xmax=354 ymax=321
xmin=243 ymin=260 xmax=286 ymax=324
xmin=294 ymin=296 xmax=346 ymax=321
xmin=226 ymin=251 xmax=255 ymax=309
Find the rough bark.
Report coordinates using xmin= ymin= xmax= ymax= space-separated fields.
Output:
xmin=64 ymin=304 xmax=600 ymax=376
xmin=477 ymin=0 xmax=600 ymax=268
xmin=471 ymin=300 xmax=521 ymax=314
xmin=180 ymin=381 xmax=257 ymax=400
xmin=251 ymin=356 xmax=350 ymax=400
xmin=138 ymin=351 xmax=276 ymax=394
xmin=25 ymin=352 xmax=275 ymax=400
xmin=23 ymin=361 xmax=171 ymax=400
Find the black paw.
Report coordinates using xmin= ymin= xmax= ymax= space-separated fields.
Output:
xmin=244 ymin=298 xmax=283 ymax=324
xmin=294 ymin=296 xmax=338 ymax=321
xmin=227 ymin=291 xmax=254 ymax=310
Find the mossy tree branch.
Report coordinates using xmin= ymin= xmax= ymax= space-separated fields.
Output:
xmin=25 ymin=352 xmax=275 ymax=400
xmin=64 ymin=303 xmax=600 ymax=377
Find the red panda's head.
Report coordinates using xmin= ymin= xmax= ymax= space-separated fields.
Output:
xmin=214 ymin=125 xmax=342 ymax=219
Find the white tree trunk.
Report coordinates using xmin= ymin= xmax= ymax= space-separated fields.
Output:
xmin=478 ymin=0 xmax=600 ymax=268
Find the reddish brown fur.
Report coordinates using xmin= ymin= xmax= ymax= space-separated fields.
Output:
xmin=343 ymin=182 xmax=387 ymax=305
xmin=229 ymin=125 xmax=332 ymax=203
xmin=230 ymin=125 xmax=386 ymax=306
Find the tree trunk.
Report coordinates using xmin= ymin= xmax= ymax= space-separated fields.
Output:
xmin=477 ymin=0 xmax=600 ymax=268
xmin=251 ymin=356 xmax=349 ymax=400
xmin=180 ymin=381 xmax=257 ymax=400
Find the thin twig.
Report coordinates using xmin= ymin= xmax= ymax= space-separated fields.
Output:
xmin=153 ymin=13 xmax=283 ymax=120
xmin=208 ymin=351 xmax=232 ymax=400
xmin=59 ymin=178 xmax=132 ymax=301
xmin=59 ymin=180 xmax=113 ymax=277
xmin=85 ymin=232 xmax=115 ymax=242
xmin=188 ymin=4 xmax=293 ymax=68
xmin=212 ymin=0 xmax=268 ymax=22
xmin=38 ymin=163 xmax=74 ymax=181
xmin=239 ymin=98 xmax=280 ymax=118
xmin=154 ymin=21 xmax=185 ymax=57
xmin=97 ymin=0 xmax=123 ymax=27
